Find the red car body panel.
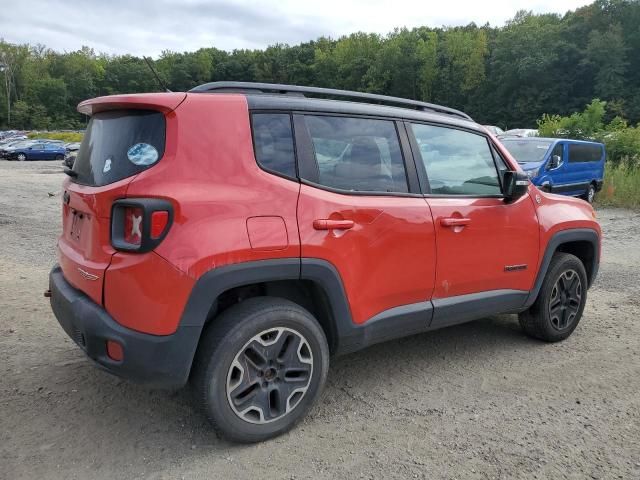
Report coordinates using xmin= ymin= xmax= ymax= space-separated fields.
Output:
xmin=297 ymin=186 xmax=436 ymax=325
xmin=427 ymin=194 xmax=540 ymax=298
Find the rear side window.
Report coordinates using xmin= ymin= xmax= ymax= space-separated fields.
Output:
xmin=251 ymin=113 xmax=297 ymax=178
xmin=304 ymin=115 xmax=408 ymax=193
xmin=411 ymin=123 xmax=501 ymax=195
xmin=72 ymin=110 xmax=165 ymax=186
xmin=568 ymin=143 xmax=603 ymax=163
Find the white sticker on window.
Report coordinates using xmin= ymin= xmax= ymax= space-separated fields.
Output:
xmin=103 ymin=157 xmax=112 ymax=173
xmin=127 ymin=143 xmax=159 ymax=166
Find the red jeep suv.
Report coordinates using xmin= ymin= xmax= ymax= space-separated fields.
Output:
xmin=48 ymin=83 xmax=601 ymax=442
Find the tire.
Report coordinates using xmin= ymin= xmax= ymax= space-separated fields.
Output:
xmin=519 ymin=253 xmax=588 ymax=342
xmin=191 ymin=297 xmax=330 ymax=443
xmin=582 ymin=183 xmax=596 ymax=204
xmin=17 ymin=153 xmax=26 ymax=161
xmin=55 ymin=154 xmax=64 ymax=161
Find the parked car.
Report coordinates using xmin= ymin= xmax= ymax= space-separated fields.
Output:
xmin=64 ymin=153 xmax=76 ymax=169
xmin=0 ymin=140 xmax=35 ymax=158
xmin=500 ymin=137 xmax=605 ymax=203
xmin=48 ymin=83 xmax=601 ymax=443
xmin=499 ymin=128 xmax=539 ymax=138
xmin=484 ymin=125 xmax=505 ymax=136
xmin=65 ymin=142 xmax=81 ymax=152
xmin=7 ymin=142 xmax=66 ymax=161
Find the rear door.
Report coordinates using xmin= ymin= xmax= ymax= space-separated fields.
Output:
xmin=407 ymin=122 xmax=539 ymax=327
xmin=59 ymin=110 xmax=167 ymax=304
xmin=295 ymin=113 xmax=436 ymax=326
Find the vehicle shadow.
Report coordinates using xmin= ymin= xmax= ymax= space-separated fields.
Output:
xmin=21 ymin=313 xmax=540 ymax=468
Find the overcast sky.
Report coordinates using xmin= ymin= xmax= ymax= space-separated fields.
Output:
xmin=1 ymin=0 xmax=591 ymax=57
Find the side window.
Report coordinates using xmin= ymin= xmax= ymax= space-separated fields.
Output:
xmin=551 ymin=143 xmax=563 ymax=160
xmin=568 ymin=143 xmax=603 ymax=163
xmin=251 ymin=113 xmax=297 ymax=178
xmin=410 ymin=123 xmax=501 ymax=196
xmin=303 ymin=115 xmax=408 ymax=193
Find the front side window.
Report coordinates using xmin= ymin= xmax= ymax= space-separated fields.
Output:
xmin=304 ymin=115 xmax=408 ymax=193
xmin=410 ymin=124 xmax=501 ymax=196
xmin=568 ymin=143 xmax=603 ymax=163
xmin=251 ymin=113 xmax=297 ymax=178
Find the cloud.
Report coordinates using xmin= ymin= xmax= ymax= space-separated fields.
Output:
xmin=0 ymin=0 xmax=591 ymax=57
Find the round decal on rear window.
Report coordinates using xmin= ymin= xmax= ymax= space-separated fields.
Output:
xmin=127 ymin=143 xmax=159 ymax=166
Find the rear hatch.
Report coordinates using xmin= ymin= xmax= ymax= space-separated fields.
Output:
xmin=59 ymin=93 xmax=185 ymax=305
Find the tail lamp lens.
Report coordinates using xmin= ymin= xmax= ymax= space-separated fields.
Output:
xmin=123 ymin=207 xmax=144 ymax=245
xmin=151 ymin=211 xmax=169 ymax=238
xmin=111 ymin=199 xmax=173 ymax=252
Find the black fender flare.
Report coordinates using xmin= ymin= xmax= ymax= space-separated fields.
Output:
xmin=523 ymin=228 xmax=600 ymax=308
xmin=180 ymin=257 xmax=404 ymax=360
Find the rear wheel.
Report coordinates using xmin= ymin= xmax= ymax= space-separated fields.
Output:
xmin=582 ymin=183 xmax=596 ymax=203
xmin=17 ymin=153 xmax=26 ymax=161
xmin=55 ymin=154 xmax=64 ymax=160
xmin=519 ymin=253 xmax=588 ymax=342
xmin=192 ymin=297 xmax=329 ymax=443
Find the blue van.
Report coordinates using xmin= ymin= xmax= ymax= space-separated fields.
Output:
xmin=500 ymin=137 xmax=605 ymax=203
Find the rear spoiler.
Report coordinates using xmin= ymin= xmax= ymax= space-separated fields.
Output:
xmin=78 ymin=93 xmax=187 ymax=116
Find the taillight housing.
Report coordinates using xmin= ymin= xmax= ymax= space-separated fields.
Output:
xmin=111 ymin=198 xmax=173 ymax=252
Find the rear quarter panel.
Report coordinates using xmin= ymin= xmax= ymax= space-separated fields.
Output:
xmin=124 ymin=94 xmax=301 ymax=280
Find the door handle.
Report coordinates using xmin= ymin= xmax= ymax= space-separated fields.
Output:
xmin=313 ymin=219 xmax=355 ymax=230
xmin=440 ymin=217 xmax=471 ymax=227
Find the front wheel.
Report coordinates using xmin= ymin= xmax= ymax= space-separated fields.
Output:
xmin=17 ymin=153 xmax=26 ymax=161
xmin=191 ymin=297 xmax=329 ymax=443
xmin=519 ymin=253 xmax=588 ymax=342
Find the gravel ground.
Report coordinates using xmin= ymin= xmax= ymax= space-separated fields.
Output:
xmin=1 ymin=160 xmax=639 ymax=479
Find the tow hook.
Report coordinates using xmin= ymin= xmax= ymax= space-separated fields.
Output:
xmin=44 ymin=289 xmax=51 ymax=298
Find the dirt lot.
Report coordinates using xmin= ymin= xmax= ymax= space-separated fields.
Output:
xmin=1 ymin=160 xmax=639 ymax=479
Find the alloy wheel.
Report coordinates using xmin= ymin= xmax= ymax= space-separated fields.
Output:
xmin=548 ymin=269 xmax=582 ymax=331
xmin=226 ymin=327 xmax=313 ymax=424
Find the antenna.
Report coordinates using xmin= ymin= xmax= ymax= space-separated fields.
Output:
xmin=143 ymin=56 xmax=171 ymax=93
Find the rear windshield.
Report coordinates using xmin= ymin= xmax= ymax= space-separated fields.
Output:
xmin=72 ymin=110 xmax=166 ymax=186
xmin=500 ymin=139 xmax=553 ymax=164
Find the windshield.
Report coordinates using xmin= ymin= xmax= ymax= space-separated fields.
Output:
xmin=500 ymin=139 xmax=553 ymax=164
xmin=72 ymin=110 xmax=165 ymax=186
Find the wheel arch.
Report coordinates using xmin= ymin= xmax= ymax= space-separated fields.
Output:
xmin=524 ymin=228 xmax=599 ymax=308
xmin=181 ymin=259 xmax=354 ymax=362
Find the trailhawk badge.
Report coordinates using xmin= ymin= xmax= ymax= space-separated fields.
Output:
xmin=77 ymin=267 xmax=99 ymax=281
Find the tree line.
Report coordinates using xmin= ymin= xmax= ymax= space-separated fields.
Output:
xmin=0 ymin=0 xmax=639 ymax=130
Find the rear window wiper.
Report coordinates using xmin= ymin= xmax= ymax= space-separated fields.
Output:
xmin=64 ymin=167 xmax=78 ymax=178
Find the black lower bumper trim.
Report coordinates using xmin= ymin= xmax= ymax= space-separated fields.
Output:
xmin=49 ymin=265 xmax=201 ymax=388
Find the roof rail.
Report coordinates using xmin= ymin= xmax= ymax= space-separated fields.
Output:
xmin=189 ymin=82 xmax=473 ymax=121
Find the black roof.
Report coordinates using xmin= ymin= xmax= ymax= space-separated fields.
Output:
xmin=189 ymin=82 xmax=478 ymax=130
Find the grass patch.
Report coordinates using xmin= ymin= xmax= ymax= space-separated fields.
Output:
xmin=596 ymin=161 xmax=640 ymax=209
xmin=27 ymin=131 xmax=83 ymax=143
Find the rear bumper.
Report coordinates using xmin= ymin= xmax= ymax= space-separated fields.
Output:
xmin=49 ymin=265 xmax=201 ymax=389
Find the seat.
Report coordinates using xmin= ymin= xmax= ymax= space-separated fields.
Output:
xmin=333 ymin=137 xmax=393 ymax=191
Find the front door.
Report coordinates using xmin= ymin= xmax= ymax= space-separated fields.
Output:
xmin=407 ymin=122 xmax=539 ymax=326
xmin=295 ymin=113 xmax=436 ymax=326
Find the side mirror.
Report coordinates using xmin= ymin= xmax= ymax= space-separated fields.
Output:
xmin=548 ymin=154 xmax=561 ymax=170
xmin=503 ymin=171 xmax=529 ymax=202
